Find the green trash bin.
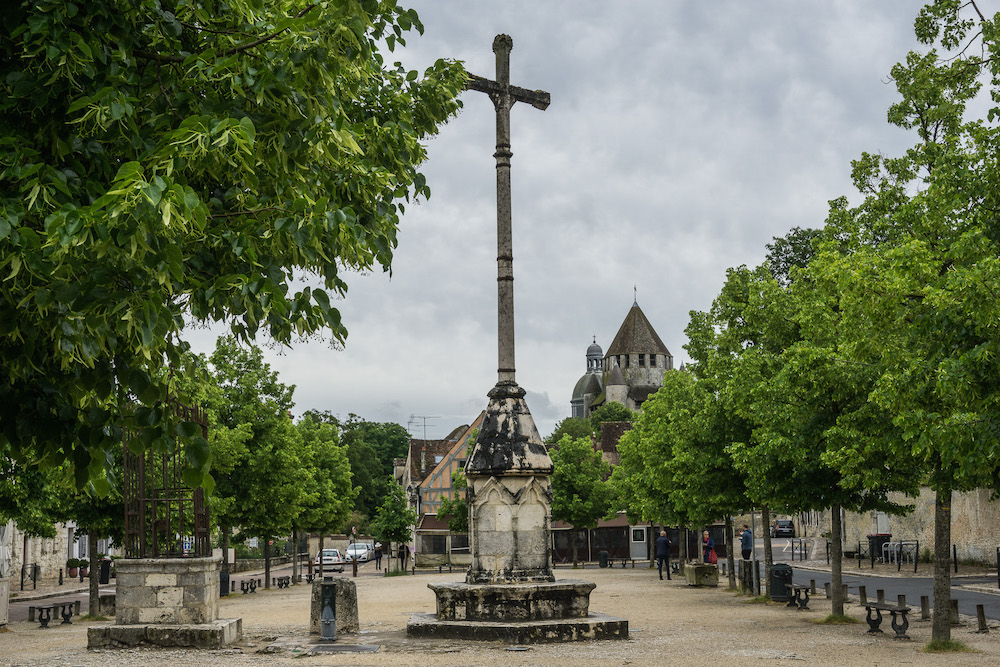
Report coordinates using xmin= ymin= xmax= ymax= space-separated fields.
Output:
xmin=770 ymin=563 xmax=792 ymax=601
xmin=598 ymin=550 xmax=609 ymax=568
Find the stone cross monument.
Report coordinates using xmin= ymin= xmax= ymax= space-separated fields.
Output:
xmin=407 ymin=36 xmax=627 ymax=641
xmin=463 ymin=34 xmax=555 ymax=585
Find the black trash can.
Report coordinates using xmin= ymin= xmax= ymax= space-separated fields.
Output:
xmin=219 ymin=570 xmax=230 ymax=597
xmin=598 ymin=550 xmax=609 ymax=568
xmin=99 ymin=558 xmax=111 ymax=585
xmin=867 ymin=534 xmax=891 ymax=562
xmin=770 ymin=563 xmax=792 ymax=601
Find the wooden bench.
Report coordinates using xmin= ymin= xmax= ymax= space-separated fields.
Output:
xmin=864 ymin=602 xmax=911 ymax=639
xmin=28 ymin=601 xmax=79 ymax=628
xmin=786 ymin=584 xmax=810 ymax=610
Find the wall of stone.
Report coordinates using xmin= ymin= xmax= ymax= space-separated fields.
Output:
xmin=841 ymin=487 xmax=1000 ymax=564
xmin=467 ymin=475 xmax=552 ymax=582
xmin=116 ymin=557 xmax=220 ymax=625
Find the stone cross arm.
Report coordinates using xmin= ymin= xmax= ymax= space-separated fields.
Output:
xmin=466 ymin=73 xmax=550 ymax=111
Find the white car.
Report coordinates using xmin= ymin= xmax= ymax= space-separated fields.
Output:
xmin=345 ymin=543 xmax=373 ymax=563
xmin=314 ymin=548 xmax=345 ymax=572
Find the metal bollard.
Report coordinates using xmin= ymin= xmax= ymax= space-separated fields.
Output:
xmin=921 ymin=595 xmax=930 ymax=620
xmin=59 ymin=568 xmax=63 ymax=586
xmin=859 ymin=585 xmax=867 ymax=604
xmin=319 ymin=581 xmax=337 ymax=642
xmin=951 ymin=599 xmax=960 ymax=626
xmin=977 ymin=604 xmax=989 ymax=633
xmin=877 ymin=589 xmax=885 ymax=604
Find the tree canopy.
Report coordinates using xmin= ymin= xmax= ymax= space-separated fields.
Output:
xmin=0 ymin=1 xmax=465 ymax=486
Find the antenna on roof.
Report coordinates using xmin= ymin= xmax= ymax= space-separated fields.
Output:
xmin=410 ymin=414 xmax=440 ymax=442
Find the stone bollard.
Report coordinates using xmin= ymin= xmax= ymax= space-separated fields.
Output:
xmin=310 ymin=577 xmax=359 ymax=636
xmin=951 ymin=599 xmax=960 ymax=626
xmin=843 ymin=584 xmax=849 ymax=600
xmin=810 ymin=579 xmax=816 ymax=595
xmin=977 ymin=604 xmax=989 ymax=633
xmin=824 ymin=582 xmax=831 ymax=599
xmin=920 ymin=596 xmax=930 ymax=620
xmin=898 ymin=594 xmax=906 ymax=608
xmin=859 ymin=585 xmax=867 ymax=604
xmin=877 ymin=589 xmax=885 ymax=604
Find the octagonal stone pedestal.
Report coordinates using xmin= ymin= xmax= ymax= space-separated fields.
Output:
xmin=406 ymin=579 xmax=628 ymax=643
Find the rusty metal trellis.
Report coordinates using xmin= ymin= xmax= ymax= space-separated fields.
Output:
xmin=123 ymin=402 xmax=210 ymax=558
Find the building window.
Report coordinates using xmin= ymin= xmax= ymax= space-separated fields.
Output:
xmin=650 ymin=355 xmax=656 ymax=367
xmin=419 ymin=534 xmax=448 ymax=554
xmin=434 ymin=455 xmax=443 ymax=464
xmin=639 ymin=354 xmax=645 ymax=367
xmin=451 ymin=534 xmax=470 ymax=552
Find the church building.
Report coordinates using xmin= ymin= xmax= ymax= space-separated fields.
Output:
xmin=570 ymin=300 xmax=673 ymax=418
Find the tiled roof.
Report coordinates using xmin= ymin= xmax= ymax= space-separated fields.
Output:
xmin=605 ymin=302 xmax=670 ymax=357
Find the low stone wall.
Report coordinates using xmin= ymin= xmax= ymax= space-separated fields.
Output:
xmin=116 ymin=557 xmax=220 ymax=625
xmin=415 ymin=553 xmax=472 ymax=568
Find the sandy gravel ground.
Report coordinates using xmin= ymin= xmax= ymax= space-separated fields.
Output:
xmin=3 ymin=565 xmax=1000 ymax=666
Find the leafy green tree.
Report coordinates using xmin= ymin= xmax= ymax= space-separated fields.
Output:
xmin=295 ymin=414 xmax=357 ymax=578
xmin=811 ymin=1 xmax=1000 ymax=641
xmin=587 ymin=403 xmax=636 ymax=433
xmin=436 ymin=470 xmax=468 ymax=534
xmin=370 ymin=482 xmax=417 ymax=573
xmin=545 ymin=417 xmax=594 ymax=444
xmin=551 ymin=435 xmax=615 ymax=567
xmin=0 ymin=1 xmax=466 ymax=486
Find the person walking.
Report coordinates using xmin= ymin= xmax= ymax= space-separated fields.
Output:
xmin=374 ymin=542 xmax=383 ymax=570
xmin=702 ymin=530 xmax=715 ymax=564
xmin=740 ymin=524 xmax=753 ymax=560
xmin=655 ymin=530 xmax=672 ymax=580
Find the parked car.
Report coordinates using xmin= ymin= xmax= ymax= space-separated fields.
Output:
xmin=345 ymin=543 xmax=373 ymax=563
xmin=770 ymin=520 xmax=795 ymax=538
xmin=314 ymin=548 xmax=345 ymax=572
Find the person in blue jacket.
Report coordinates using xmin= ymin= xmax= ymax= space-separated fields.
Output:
xmin=740 ymin=524 xmax=753 ymax=560
xmin=654 ymin=530 xmax=672 ymax=580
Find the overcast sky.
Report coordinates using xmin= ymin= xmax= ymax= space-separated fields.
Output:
xmin=189 ymin=1 xmax=930 ymax=441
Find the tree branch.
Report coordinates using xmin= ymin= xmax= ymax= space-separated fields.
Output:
xmin=134 ymin=5 xmax=318 ymax=65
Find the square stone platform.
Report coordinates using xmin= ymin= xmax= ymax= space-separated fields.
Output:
xmin=87 ymin=618 xmax=242 ymax=649
xmin=407 ymin=612 xmax=628 ymax=643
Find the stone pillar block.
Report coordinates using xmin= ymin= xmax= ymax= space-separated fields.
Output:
xmin=309 ymin=577 xmax=359 ymax=635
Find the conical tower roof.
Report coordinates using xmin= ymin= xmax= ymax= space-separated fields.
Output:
xmin=606 ymin=301 xmax=670 ymax=357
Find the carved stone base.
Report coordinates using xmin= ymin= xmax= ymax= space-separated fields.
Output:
xmin=430 ymin=579 xmax=595 ymax=622
xmin=406 ymin=578 xmax=627 ymax=642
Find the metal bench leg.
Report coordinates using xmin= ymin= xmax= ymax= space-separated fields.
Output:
xmin=798 ymin=589 xmax=810 ymax=610
xmin=866 ymin=607 xmax=884 ymax=634
xmin=60 ymin=604 xmax=74 ymax=625
xmin=37 ymin=607 xmax=52 ymax=629
xmin=890 ymin=611 xmax=910 ymax=640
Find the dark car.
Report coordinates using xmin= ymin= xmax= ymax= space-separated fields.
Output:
xmin=770 ymin=519 xmax=795 ymax=538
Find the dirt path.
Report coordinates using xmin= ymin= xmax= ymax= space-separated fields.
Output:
xmin=4 ymin=566 xmax=999 ymax=665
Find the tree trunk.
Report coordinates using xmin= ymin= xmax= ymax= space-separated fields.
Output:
xmin=572 ymin=528 xmax=579 ymax=568
xmin=318 ymin=534 xmax=325 ymax=578
xmin=725 ymin=516 xmax=736 ymax=589
xmin=264 ymin=537 xmax=271 ymax=588
xmin=932 ymin=487 xmax=952 ymax=642
xmin=88 ymin=532 xmax=100 ymax=616
xmin=762 ymin=506 xmax=773 ymax=596
xmin=830 ymin=504 xmax=844 ymax=617
xmin=219 ymin=524 xmax=230 ymax=573
xmin=291 ymin=528 xmax=298 ymax=583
